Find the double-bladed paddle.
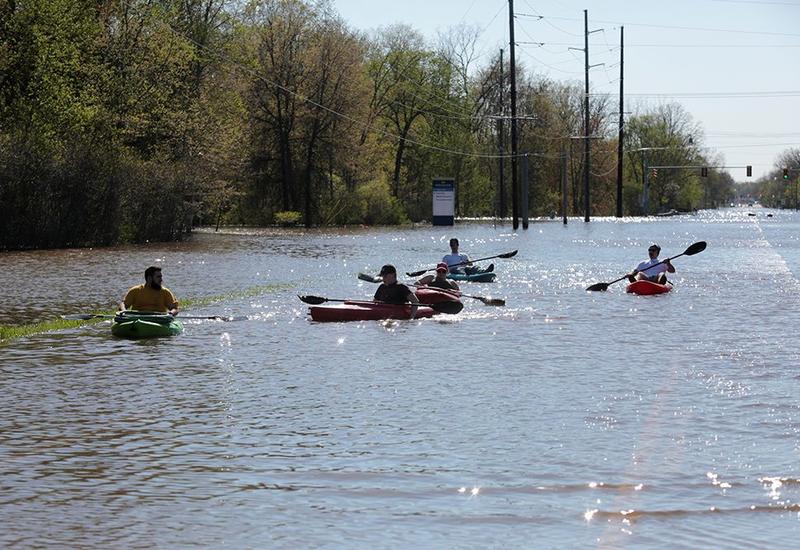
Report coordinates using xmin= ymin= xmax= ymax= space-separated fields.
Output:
xmin=357 ymin=273 xmax=506 ymax=306
xmin=297 ymin=295 xmax=464 ymax=314
xmin=585 ymin=241 xmax=707 ymax=292
xmin=405 ymin=249 xmax=518 ymax=277
xmin=62 ymin=312 xmax=247 ymax=321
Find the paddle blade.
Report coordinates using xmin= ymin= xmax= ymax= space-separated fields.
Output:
xmin=478 ymin=296 xmax=505 ymax=306
xmin=498 ymin=249 xmax=518 ymax=259
xmin=358 ymin=272 xmax=381 ymax=283
xmin=406 ymin=269 xmax=428 ymax=277
xmin=683 ymin=241 xmax=707 ymax=256
xmin=298 ymin=295 xmax=327 ymax=305
xmin=585 ymin=282 xmax=610 ymax=292
xmin=431 ymin=300 xmax=464 ymax=314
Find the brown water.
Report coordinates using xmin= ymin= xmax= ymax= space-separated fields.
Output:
xmin=2 ymin=209 xmax=799 ymax=547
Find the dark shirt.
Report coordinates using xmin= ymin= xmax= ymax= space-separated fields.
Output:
xmin=374 ymin=283 xmax=413 ymax=305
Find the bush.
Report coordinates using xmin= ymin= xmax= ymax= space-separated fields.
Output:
xmin=356 ymin=180 xmax=409 ymax=225
xmin=274 ymin=210 xmax=302 ymax=226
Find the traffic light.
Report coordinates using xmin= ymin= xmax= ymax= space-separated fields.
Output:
xmin=746 ymin=165 xmax=752 ymax=177
xmin=701 ymin=167 xmax=708 ymax=177
xmin=784 ymin=167 xmax=790 ymax=180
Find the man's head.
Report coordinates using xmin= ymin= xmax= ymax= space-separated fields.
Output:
xmin=648 ymin=244 xmax=661 ymax=258
xmin=435 ymin=262 xmax=449 ymax=277
xmin=449 ymin=238 xmax=459 ymax=251
xmin=379 ymin=264 xmax=397 ymax=284
xmin=144 ymin=266 xmax=163 ymax=289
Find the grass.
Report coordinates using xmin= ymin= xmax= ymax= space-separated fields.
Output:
xmin=0 ymin=283 xmax=289 ymax=345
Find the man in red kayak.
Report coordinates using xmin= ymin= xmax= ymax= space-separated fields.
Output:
xmin=628 ymin=244 xmax=675 ymax=284
xmin=119 ymin=266 xmax=180 ymax=315
xmin=374 ymin=264 xmax=418 ymax=316
xmin=416 ymin=262 xmax=460 ymax=291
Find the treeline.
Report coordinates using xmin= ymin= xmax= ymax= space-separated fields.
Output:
xmin=2 ymin=0 xmax=737 ymax=249
xmin=743 ymin=148 xmax=800 ymax=208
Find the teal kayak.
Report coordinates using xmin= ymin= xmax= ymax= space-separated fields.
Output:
xmin=447 ymin=271 xmax=496 ymax=282
xmin=112 ymin=311 xmax=183 ymax=338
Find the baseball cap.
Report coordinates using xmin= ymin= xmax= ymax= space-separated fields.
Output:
xmin=379 ymin=264 xmax=396 ymax=275
xmin=436 ymin=262 xmax=448 ymax=273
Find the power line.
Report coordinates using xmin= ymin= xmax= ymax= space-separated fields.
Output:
xmin=518 ymin=13 xmax=800 ymax=39
xmin=591 ymin=90 xmax=800 ymax=98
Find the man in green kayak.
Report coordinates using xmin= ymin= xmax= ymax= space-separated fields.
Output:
xmin=119 ymin=266 xmax=180 ymax=315
xmin=416 ymin=262 xmax=460 ymax=290
xmin=443 ymin=238 xmax=493 ymax=275
xmin=374 ymin=264 xmax=418 ymax=316
xmin=628 ymin=244 xmax=675 ymax=284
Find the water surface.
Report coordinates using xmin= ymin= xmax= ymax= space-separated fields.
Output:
xmin=2 ymin=208 xmax=799 ymax=547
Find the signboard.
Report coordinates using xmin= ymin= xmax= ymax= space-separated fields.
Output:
xmin=432 ymin=178 xmax=455 ymax=226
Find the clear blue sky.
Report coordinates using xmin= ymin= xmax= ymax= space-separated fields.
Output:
xmin=332 ymin=0 xmax=800 ymax=180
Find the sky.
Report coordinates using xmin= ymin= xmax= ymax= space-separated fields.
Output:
xmin=331 ymin=0 xmax=800 ymax=181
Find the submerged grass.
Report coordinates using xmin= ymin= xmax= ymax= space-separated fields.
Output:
xmin=0 ymin=283 xmax=289 ymax=345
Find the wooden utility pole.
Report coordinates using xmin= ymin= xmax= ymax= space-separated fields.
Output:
xmin=616 ymin=26 xmax=624 ymax=218
xmin=498 ymin=48 xmax=506 ymax=219
xmin=509 ymin=0 xmax=519 ymax=230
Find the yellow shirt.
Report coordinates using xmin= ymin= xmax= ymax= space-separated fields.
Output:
xmin=123 ymin=284 xmax=179 ymax=312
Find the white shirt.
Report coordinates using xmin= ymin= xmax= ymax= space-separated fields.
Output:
xmin=443 ymin=252 xmax=470 ymax=273
xmin=636 ymin=258 xmax=668 ymax=277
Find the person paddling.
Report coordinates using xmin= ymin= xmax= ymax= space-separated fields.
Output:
xmin=119 ymin=266 xmax=180 ymax=316
xmin=416 ymin=262 xmax=460 ymax=291
xmin=374 ymin=264 xmax=419 ymax=317
xmin=627 ymin=244 xmax=675 ymax=284
xmin=443 ymin=238 xmax=493 ymax=275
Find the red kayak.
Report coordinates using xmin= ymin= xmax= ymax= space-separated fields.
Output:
xmin=626 ymin=280 xmax=673 ymax=295
xmin=414 ymin=287 xmax=461 ymax=304
xmin=309 ymin=301 xmax=440 ymax=322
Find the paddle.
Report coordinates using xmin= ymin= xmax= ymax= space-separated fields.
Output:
xmin=406 ymin=249 xmax=518 ymax=277
xmin=297 ymin=295 xmax=464 ymax=315
xmin=62 ymin=312 xmax=247 ymax=321
xmin=357 ymin=273 xmax=505 ymax=306
xmin=585 ymin=241 xmax=707 ymax=292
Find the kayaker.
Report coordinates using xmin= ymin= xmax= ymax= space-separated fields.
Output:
xmin=628 ymin=244 xmax=675 ymax=284
xmin=443 ymin=238 xmax=493 ymax=275
xmin=374 ymin=264 xmax=418 ymax=316
xmin=416 ymin=262 xmax=460 ymax=290
xmin=119 ymin=266 xmax=180 ymax=316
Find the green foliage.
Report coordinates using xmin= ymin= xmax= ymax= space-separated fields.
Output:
xmin=274 ymin=210 xmax=302 ymax=226
xmin=341 ymin=179 xmax=408 ymax=225
xmin=0 ymin=0 xmax=752 ymax=249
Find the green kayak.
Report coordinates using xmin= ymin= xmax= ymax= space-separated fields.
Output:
xmin=446 ymin=271 xmax=496 ymax=282
xmin=111 ymin=311 xmax=183 ymax=339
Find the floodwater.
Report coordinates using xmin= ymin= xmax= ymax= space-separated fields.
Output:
xmin=2 ymin=208 xmax=799 ymax=548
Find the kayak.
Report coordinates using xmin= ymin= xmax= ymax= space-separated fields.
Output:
xmin=414 ymin=287 xmax=462 ymax=304
xmin=626 ymin=280 xmax=673 ymax=295
xmin=111 ymin=311 xmax=183 ymax=338
xmin=309 ymin=301 xmax=439 ymax=322
xmin=447 ymin=271 xmax=496 ymax=283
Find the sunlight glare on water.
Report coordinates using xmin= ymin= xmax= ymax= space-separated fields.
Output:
xmin=2 ymin=208 xmax=800 ymax=547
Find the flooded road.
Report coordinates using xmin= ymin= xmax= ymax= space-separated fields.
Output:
xmin=2 ymin=208 xmax=799 ymax=547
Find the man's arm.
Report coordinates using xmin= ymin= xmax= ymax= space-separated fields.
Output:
xmin=406 ymin=290 xmax=419 ymax=318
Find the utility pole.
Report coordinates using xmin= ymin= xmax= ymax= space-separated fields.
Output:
xmin=570 ymin=11 xmax=603 ymax=222
xmin=498 ymin=48 xmax=506 ymax=219
xmin=509 ymin=0 xmax=519 ymax=230
xmin=615 ymin=26 xmax=624 ymax=218
xmin=583 ymin=9 xmax=590 ymax=222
